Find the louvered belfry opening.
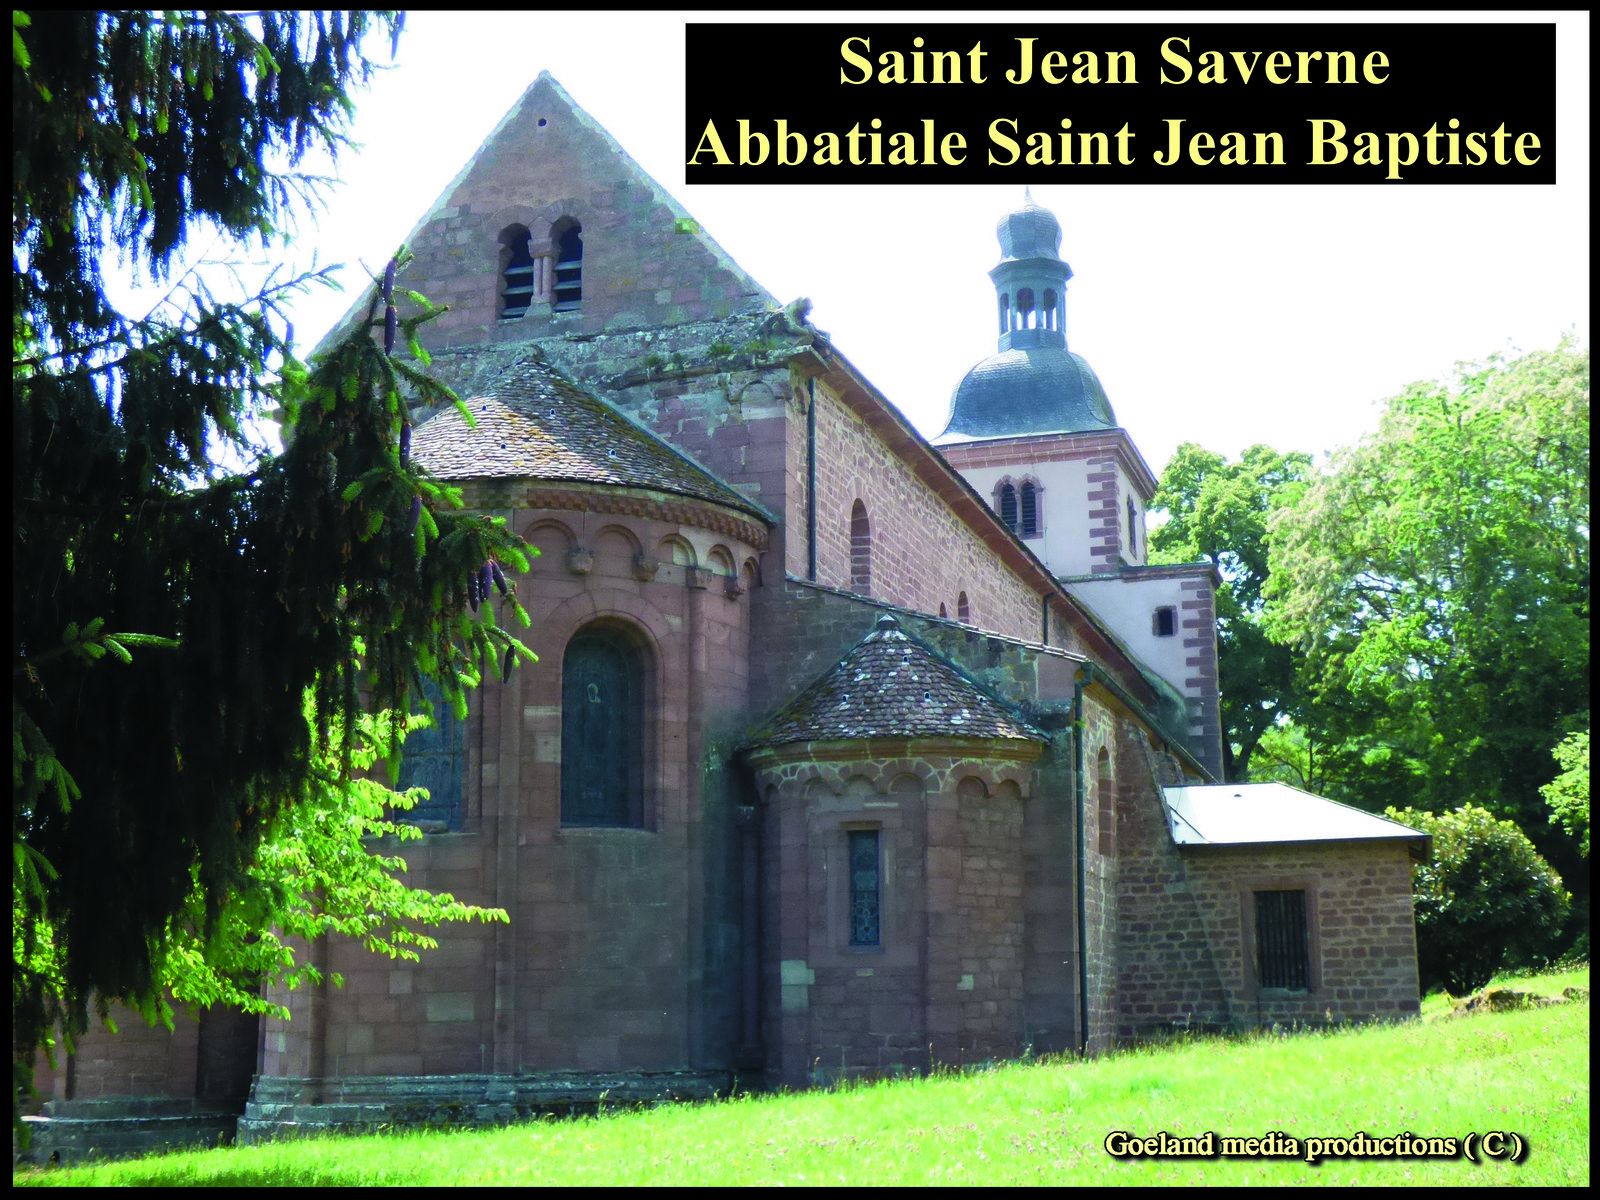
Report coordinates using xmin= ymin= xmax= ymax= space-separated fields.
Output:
xmin=500 ymin=224 xmax=536 ymax=319
xmin=551 ymin=218 xmax=583 ymax=312
xmin=1019 ymin=482 xmax=1039 ymax=537
xmin=998 ymin=482 xmax=1019 ymax=532
xmin=1255 ymin=890 xmax=1310 ymax=990
xmin=560 ymin=625 xmax=645 ymax=827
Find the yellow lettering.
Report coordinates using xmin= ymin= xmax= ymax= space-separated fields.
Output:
xmin=1160 ymin=36 xmax=1193 ymax=84
xmin=840 ymin=37 xmax=873 ymax=85
xmin=687 ymin=120 xmax=733 ymax=166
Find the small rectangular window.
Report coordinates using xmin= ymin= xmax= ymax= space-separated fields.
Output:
xmin=1255 ymin=890 xmax=1310 ymax=990
xmin=1153 ymin=606 xmax=1177 ymax=637
xmin=848 ymin=830 xmax=881 ymax=947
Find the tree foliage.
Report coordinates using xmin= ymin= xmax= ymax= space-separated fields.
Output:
xmin=1264 ymin=346 xmax=1590 ymax=848
xmin=1387 ymin=805 xmax=1570 ymax=996
xmin=1148 ymin=443 xmax=1313 ymax=780
xmin=151 ymin=705 xmax=508 ymax=1020
xmin=13 ymin=10 xmax=530 ymax=1114
xmin=1542 ymin=728 xmax=1590 ymax=859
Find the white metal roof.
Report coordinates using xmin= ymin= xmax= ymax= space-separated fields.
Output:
xmin=1162 ymin=783 xmax=1428 ymax=848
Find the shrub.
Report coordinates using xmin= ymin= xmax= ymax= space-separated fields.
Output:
xmin=1385 ymin=804 xmax=1570 ymax=995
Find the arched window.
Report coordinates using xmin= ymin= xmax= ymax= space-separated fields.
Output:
xmin=850 ymin=500 xmax=872 ymax=595
xmin=1020 ymin=481 xmax=1040 ymax=537
xmin=561 ymin=625 xmax=646 ymax=827
xmin=1096 ymin=747 xmax=1115 ymax=856
xmin=1042 ymin=289 xmax=1057 ymax=331
xmin=397 ymin=678 xmax=465 ymax=830
xmin=551 ymin=218 xmax=583 ymax=313
xmin=500 ymin=224 xmax=535 ymax=320
xmin=1127 ymin=497 xmax=1138 ymax=555
xmin=939 ymin=602 xmax=948 ymax=618
xmin=957 ymin=591 xmax=970 ymax=624
xmin=997 ymin=482 xmax=1019 ymax=532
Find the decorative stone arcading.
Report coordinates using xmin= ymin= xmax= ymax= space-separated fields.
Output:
xmin=747 ymin=744 xmax=1040 ymax=806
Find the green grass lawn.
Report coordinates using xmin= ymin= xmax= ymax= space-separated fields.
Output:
xmin=17 ymin=966 xmax=1589 ymax=1187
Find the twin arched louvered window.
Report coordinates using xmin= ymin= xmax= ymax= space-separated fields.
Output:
xmin=500 ymin=218 xmax=584 ymax=320
xmin=995 ymin=480 xmax=1041 ymax=538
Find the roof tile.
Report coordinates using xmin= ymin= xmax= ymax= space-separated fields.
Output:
xmin=749 ymin=615 xmax=1046 ymax=748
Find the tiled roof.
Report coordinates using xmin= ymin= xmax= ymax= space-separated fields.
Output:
xmin=939 ymin=347 xmax=1118 ymax=443
xmin=748 ymin=615 xmax=1047 ymax=748
xmin=411 ymin=356 xmax=769 ymax=520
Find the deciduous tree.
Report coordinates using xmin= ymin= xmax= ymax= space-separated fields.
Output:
xmin=1148 ymin=443 xmax=1313 ymax=780
xmin=1265 ymin=346 xmax=1590 ymax=855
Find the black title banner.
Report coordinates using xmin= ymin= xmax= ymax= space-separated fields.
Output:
xmin=685 ymin=23 xmax=1556 ymax=184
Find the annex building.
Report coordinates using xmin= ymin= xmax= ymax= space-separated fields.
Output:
xmin=28 ymin=75 xmax=1426 ymax=1156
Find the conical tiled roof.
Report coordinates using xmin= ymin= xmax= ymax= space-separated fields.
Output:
xmin=748 ymin=614 xmax=1047 ymax=748
xmin=411 ymin=356 xmax=769 ymax=521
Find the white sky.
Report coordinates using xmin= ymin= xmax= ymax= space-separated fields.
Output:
xmin=276 ymin=9 xmax=1589 ymax=476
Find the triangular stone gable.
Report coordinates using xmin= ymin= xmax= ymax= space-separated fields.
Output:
xmin=356 ymin=73 xmax=772 ymax=352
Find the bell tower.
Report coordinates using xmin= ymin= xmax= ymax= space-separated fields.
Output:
xmin=991 ymin=189 xmax=1072 ymax=353
xmin=935 ymin=195 xmax=1225 ymax=778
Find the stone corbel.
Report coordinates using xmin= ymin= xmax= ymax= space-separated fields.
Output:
xmin=632 ymin=553 xmax=660 ymax=582
xmin=684 ymin=565 xmax=713 ymax=590
xmin=567 ymin=547 xmax=594 ymax=575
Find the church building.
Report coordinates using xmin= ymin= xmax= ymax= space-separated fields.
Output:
xmin=27 ymin=74 xmax=1427 ymax=1155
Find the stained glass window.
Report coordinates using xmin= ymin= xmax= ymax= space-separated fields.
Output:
xmin=849 ymin=830 xmax=881 ymax=947
xmin=561 ymin=627 xmax=645 ymax=827
xmin=397 ymin=679 xmax=464 ymax=830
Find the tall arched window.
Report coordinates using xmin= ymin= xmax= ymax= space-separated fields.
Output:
xmin=1020 ymin=481 xmax=1040 ymax=537
xmin=997 ymin=482 xmax=1019 ymax=532
xmin=1127 ymin=497 xmax=1139 ymax=555
xmin=561 ymin=625 xmax=646 ymax=827
xmin=500 ymin=224 xmax=535 ymax=320
xmin=551 ymin=218 xmax=583 ymax=313
xmin=957 ymin=591 xmax=970 ymax=624
xmin=397 ymin=678 xmax=465 ymax=830
xmin=850 ymin=500 xmax=872 ymax=595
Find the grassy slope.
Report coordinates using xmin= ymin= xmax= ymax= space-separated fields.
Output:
xmin=18 ymin=967 xmax=1589 ymax=1187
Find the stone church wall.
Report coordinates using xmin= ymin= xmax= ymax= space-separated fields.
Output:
xmin=251 ymin=494 xmax=761 ymax=1085
xmin=805 ymin=378 xmax=1045 ymax=641
xmin=1177 ymin=842 xmax=1423 ymax=1028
